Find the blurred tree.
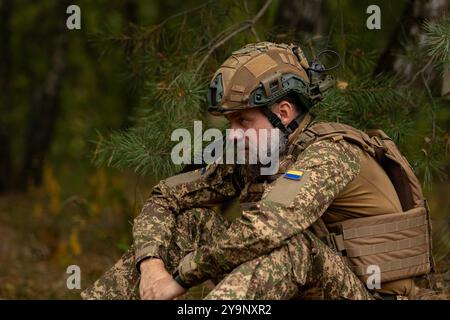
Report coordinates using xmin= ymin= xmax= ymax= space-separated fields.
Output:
xmin=18 ymin=1 xmax=70 ymax=189
xmin=274 ymin=0 xmax=324 ymax=39
xmin=0 ymin=0 xmax=152 ymax=192
xmin=119 ymin=0 xmax=139 ymax=129
xmin=375 ymin=0 xmax=448 ymax=82
xmin=0 ymin=0 xmax=13 ymax=191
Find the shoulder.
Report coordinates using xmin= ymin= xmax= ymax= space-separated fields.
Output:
xmin=294 ymin=137 xmax=362 ymax=173
xmin=161 ymin=163 xmax=236 ymax=188
xmin=290 ymin=120 xmax=368 ymax=168
xmin=262 ymin=138 xmax=362 ymax=207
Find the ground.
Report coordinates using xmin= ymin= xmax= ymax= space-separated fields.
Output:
xmin=0 ymin=168 xmax=448 ymax=299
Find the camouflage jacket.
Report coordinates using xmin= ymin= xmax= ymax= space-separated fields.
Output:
xmin=132 ymin=116 xmax=362 ymax=287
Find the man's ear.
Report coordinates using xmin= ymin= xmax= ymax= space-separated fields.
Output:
xmin=275 ymin=100 xmax=297 ymax=125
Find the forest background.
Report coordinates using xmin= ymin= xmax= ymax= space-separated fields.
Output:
xmin=0 ymin=0 xmax=449 ymax=299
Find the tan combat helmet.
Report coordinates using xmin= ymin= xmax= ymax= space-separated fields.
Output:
xmin=207 ymin=42 xmax=335 ymax=134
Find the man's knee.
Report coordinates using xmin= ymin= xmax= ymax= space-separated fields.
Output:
xmin=206 ymin=245 xmax=298 ymax=300
xmin=287 ymin=231 xmax=373 ymax=299
xmin=204 ymin=231 xmax=372 ymax=300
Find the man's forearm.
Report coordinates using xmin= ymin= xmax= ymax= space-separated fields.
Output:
xmin=132 ymin=165 xmax=238 ymax=270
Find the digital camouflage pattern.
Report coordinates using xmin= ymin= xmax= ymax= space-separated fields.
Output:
xmin=175 ymin=138 xmax=363 ymax=287
xmin=132 ymin=163 xmax=237 ymax=267
xmin=205 ymin=230 xmax=373 ymax=299
xmin=82 ymin=208 xmax=372 ymax=300
xmin=81 ymin=116 xmax=377 ymax=300
xmin=81 ymin=207 xmax=230 ymax=300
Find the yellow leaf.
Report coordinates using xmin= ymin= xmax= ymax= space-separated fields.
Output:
xmin=337 ymin=80 xmax=349 ymax=90
xmin=43 ymin=165 xmax=61 ymax=215
xmin=69 ymin=227 xmax=82 ymax=256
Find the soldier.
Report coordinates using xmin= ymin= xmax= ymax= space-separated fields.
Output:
xmin=82 ymin=42 xmax=432 ymax=300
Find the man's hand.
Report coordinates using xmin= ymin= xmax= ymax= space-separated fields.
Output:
xmin=139 ymin=258 xmax=187 ymax=300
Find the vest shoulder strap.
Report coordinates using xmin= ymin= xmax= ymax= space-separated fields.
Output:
xmin=294 ymin=121 xmax=375 ymax=156
xmin=293 ymin=121 xmax=424 ymax=211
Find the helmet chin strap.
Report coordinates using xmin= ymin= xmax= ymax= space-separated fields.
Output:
xmin=261 ymin=106 xmax=307 ymax=135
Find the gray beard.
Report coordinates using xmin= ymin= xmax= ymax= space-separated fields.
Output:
xmin=242 ymin=131 xmax=289 ymax=181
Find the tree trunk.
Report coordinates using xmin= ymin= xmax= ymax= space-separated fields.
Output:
xmin=0 ymin=0 xmax=13 ymax=192
xmin=442 ymin=64 xmax=450 ymax=99
xmin=374 ymin=0 xmax=449 ymax=79
xmin=274 ymin=0 xmax=324 ymax=39
xmin=120 ymin=0 xmax=139 ymax=129
xmin=18 ymin=3 xmax=68 ymax=189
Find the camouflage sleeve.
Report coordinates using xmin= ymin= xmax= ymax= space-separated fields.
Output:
xmin=176 ymin=139 xmax=363 ymax=286
xmin=132 ymin=164 xmax=238 ymax=269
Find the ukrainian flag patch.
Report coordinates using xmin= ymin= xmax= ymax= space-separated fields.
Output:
xmin=201 ymin=163 xmax=212 ymax=175
xmin=284 ymin=170 xmax=304 ymax=181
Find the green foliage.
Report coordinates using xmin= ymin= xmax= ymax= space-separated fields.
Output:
xmin=141 ymin=72 xmax=207 ymax=120
xmin=413 ymin=135 xmax=448 ymax=191
xmin=93 ymin=117 xmax=185 ymax=178
xmin=312 ymin=11 xmax=450 ymax=191
xmin=92 ymin=1 xmax=449 ymax=192
xmin=314 ymin=75 xmax=414 ymax=141
xmin=424 ymin=16 xmax=450 ymax=64
xmin=92 ymin=0 xmax=272 ymax=177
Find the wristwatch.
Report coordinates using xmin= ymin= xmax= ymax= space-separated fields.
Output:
xmin=172 ymin=269 xmax=190 ymax=289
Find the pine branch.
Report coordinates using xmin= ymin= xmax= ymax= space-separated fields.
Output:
xmin=140 ymin=71 xmax=207 ymax=120
xmin=314 ymin=74 xmax=414 ymax=135
xmin=92 ymin=116 xmax=191 ymax=178
xmin=90 ymin=1 xmax=448 ymax=192
xmin=194 ymin=0 xmax=273 ymax=75
xmin=412 ymin=136 xmax=448 ymax=191
xmin=423 ymin=16 xmax=450 ymax=64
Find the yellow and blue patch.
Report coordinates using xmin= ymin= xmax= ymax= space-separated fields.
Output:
xmin=201 ymin=163 xmax=212 ymax=175
xmin=284 ymin=170 xmax=304 ymax=181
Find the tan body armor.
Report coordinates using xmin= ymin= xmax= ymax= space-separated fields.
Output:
xmin=240 ymin=120 xmax=434 ymax=298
